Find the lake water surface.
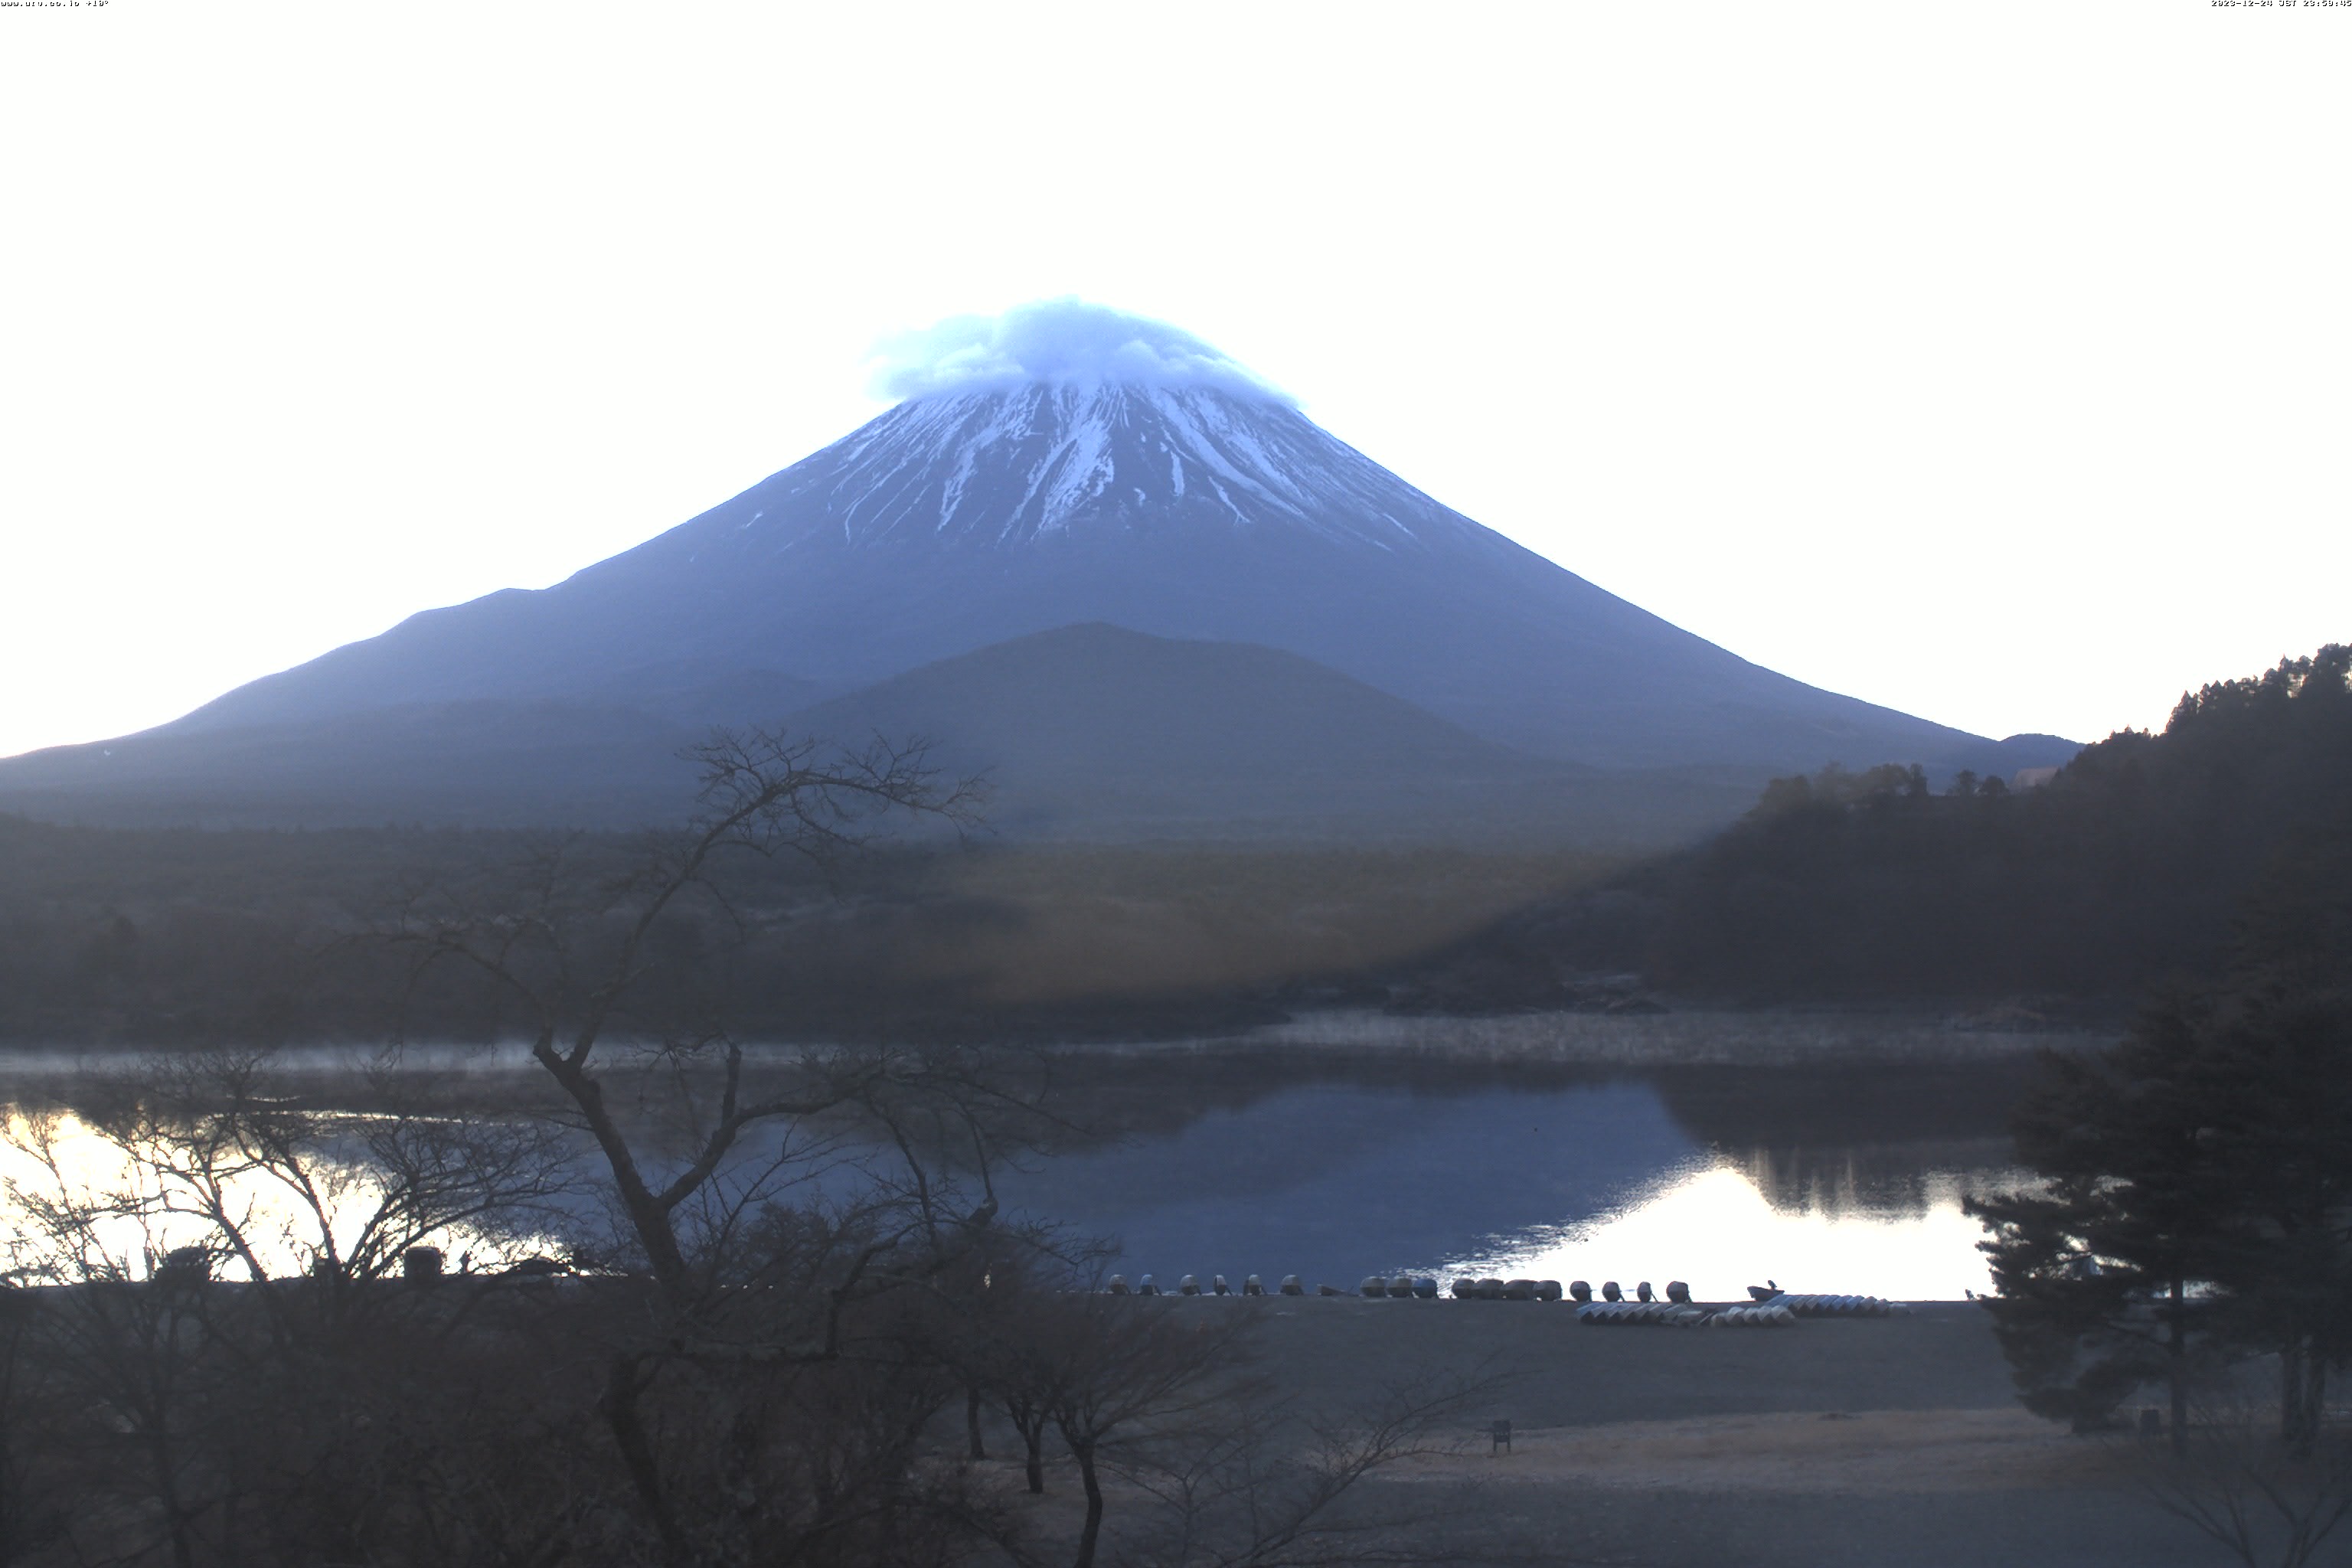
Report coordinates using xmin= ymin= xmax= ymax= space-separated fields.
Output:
xmin=994 ymin=1057 xmax=2037 ymax=1300
xmin=0 ymin=1031 xmax=2056 ymax=1300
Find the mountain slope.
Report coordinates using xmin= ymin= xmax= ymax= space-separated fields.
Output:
xmin=771 ymin=623 xmax=1605 ymax=841
xmin=0 ymin=699 xmax=705 ymax=828
xmin=0 ymin=626 xmax=1760 ymax=843
xmin=786 ymin=622 xmax=1534 ymax=781
xmin=150 ymin=378 xmax=2040 ymax=774
xmin=5 ymin=302 xmax=2079 ymax=836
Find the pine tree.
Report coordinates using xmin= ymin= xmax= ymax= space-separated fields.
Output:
xmin=1968 ymin=996 xmax=2229 ymax=1449
xmin=1971 ymin=983 xmax=2352 ymax=1452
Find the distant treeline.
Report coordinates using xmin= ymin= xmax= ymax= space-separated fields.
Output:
xmin=0 ymin=818 xmax=445 ymax=1046
xmin=1401 ymin=645 xmax=2352 ymax=1011
xmin=0 ymin=820 xmax=1078 ymax=1046
xmin=0 ymin=811 xmax=1609 ymax=1046
xmin=12 ymin=646 xmax=2344 ymax=1043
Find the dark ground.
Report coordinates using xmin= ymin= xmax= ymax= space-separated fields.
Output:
xmin=987 ymin=1299 xmax=2260 ymax=1567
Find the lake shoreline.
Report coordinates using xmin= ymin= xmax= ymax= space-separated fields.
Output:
xmin=1057 ymin=1005 xmax=2119 ymax=1069
xmin=0 ymin=1007 xmax=2121 ymax=1077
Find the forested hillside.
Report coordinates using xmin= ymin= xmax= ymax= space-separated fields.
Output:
xmin=0 ymin=812 xmax=1609 ymax=1046
xmin=9 ymin=646 xmax=2341 ymax=1044
xmin=1407 ymin=646 xmax=2352 ymax=1010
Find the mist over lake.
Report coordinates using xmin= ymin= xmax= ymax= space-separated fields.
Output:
xmin=1 ymin=1020 xmax=2056 ymax=1302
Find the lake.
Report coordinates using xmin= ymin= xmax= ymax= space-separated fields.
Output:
xmin=0 ymin=1021 xmax=2066 ymax=1300
xmin=993 ymin=1050 xmax=2043 ymax=1301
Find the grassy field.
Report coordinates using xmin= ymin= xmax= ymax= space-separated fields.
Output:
xmin=890 ymin=842 xmax=1627 ymax=1005
xmin=978 ymin=1298 xmax=2252 ymax=1567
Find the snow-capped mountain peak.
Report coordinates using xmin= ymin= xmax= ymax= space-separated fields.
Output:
xmin=866 ymin=297 xmax=1290 ymax=403
xmin=87 ymin=299 xmax=2040 ymax=784
xmin=727 ymin=379 xmax=1483 ymax=554
xmin=627 ymin=299 xmax=1488 ymax=554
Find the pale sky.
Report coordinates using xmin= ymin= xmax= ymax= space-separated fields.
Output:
xmin=3 ymin=2 xmax=2346 ymax=761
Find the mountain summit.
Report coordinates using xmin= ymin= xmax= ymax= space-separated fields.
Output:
xmin=3 ymin=302 xmax=2071 ymax=830
xmin=724 ymin=379 xmax=1483 ymax=554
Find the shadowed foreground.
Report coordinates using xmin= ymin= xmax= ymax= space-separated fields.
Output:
xmin=969 ymin=1298 xmax=2247 ymax=1568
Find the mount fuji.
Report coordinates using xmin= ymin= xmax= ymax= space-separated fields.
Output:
xmin=0 ymin=302 xmax=2071 ymax=836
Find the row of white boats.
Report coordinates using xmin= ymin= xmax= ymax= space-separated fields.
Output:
xmin=1100 ymin=1272 xmax=1909 ymax=1323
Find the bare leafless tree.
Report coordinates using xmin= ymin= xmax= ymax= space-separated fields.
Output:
xmin=368 ymin=729 xmax=1096 ymax=1566
xmin=1034 ymin=1295 xmax=1262 ymax=1568
xmin=387 ymin=728 xmax=987 ymax=1305
xmin=0 ymin=728 xmax=1515 ymax=1568
xmin=1109 ymin=1369 xmax=1492 ymax=1568
xmin=2 ymin=1053 xmax=598 ymax=1568
xmin=957 ymin=1272 xmax=1494 ymax=1568
xmin=62 ymin=1051 xmax=575 ymax=1314
xmin=2128 ymin=1360 xmax=2352 ymax=1568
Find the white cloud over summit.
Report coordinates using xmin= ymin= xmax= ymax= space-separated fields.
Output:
xmin=867 ymin=299 xmax=1291 ymax=403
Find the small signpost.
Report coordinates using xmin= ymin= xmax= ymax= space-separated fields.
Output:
xmin=1491 ymin=1419 xmax=1512 ymax=1455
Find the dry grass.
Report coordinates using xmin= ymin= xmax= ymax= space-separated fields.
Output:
xmin=1387 ymin=1407 xmax=2128 ymax=1495
xmin=914 ymin=844 xmax=1624 ymax=1004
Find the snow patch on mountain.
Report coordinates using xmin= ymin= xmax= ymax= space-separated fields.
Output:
xmin=867 ymin=299 xmax=1291 ymax=404
xmin=745 ymin=379 xmax=1488 ymax=555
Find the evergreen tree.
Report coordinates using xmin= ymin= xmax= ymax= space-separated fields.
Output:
xmin=2192 ymin=988 xmax=2352 ymax=1455
xmin=1968 ymin=995 xmax=2229 ymax=1449
xmin=1971 ymin=979 xmax=2352 ymax=1452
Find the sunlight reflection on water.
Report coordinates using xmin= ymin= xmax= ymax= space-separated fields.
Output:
xmin=2 ymin=1050 xmax=2037 ymax=1298
xmin=1435 ymin=1159 xmax=2016 ymax=1302
xmin=0 ymin=1109 xmax=535 ymax=1280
